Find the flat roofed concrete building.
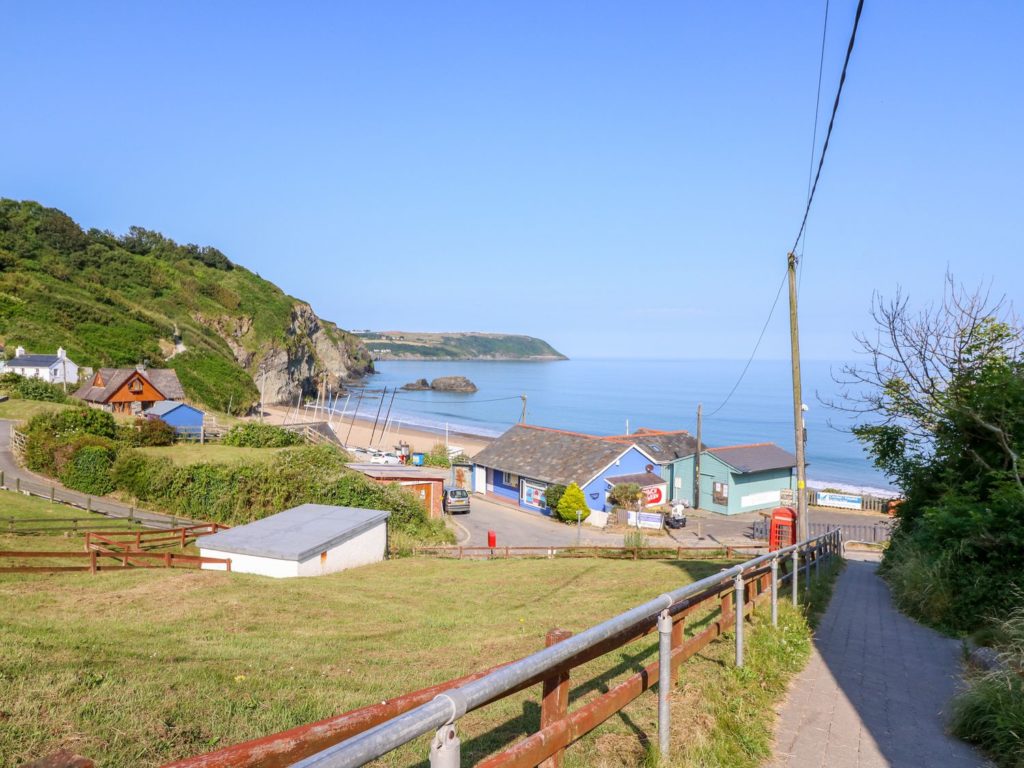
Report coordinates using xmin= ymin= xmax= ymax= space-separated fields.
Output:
xmin=199 ymin=503 xmax=390 ymax=578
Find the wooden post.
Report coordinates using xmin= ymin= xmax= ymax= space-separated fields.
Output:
xmin=1 ymin=469 xmax=5 ymax=487
xmin=15 ymin=477 xmax=20 ymax=493
xmin=540 ymin=629 xmax=573 ymax=768
xmin=89 ymin=550 xmax=97 ymax=574
xmin=788 ymin=252 xmax=810 ymax=540
xmin=135 ymin=531 xmax=141 ymax=550
xmin=50 ymin=485 xmax=55 ymax=504
xmin=84 ymin=532 xmax=91 ymax=550
xmin=670 ymin=615 xmax=685 ymax=685
xmin=164 ymin=552 xmax=172 ymax=568
xmin=721 ymin=587 xmax=733 ymax=627
xmin=180 ymin=528 xmax=187 ymax=548
xmin=86 ymin=496 xmax=92 ymax=512
xmin=225 ymin=558 xmax=232 ymax=573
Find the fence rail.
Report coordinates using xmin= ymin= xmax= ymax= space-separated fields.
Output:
xmin=4 ymin=516 xmax=144 ymax=534
xmin=751 ymin=519 xmax=891 ymax=544
xmin=0 ymin=548 xmax=232 ymax=574
xmin=412 ymin=544 xmax=764 ymax=561
xmin=166 ymin=530 xmax=841 ymax=768
xmin=84 ymin=523 xmax=228 ymax=552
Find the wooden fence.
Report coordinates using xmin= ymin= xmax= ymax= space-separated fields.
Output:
xmin=165 ymin=532 xmax=839 ymax=768
xmin=411 ymin=544 xmax=764 ymax=561
xmin=5 ymin=516 xmax=143 ymax=534
xmin=0 ymin=549 xmax=232 ymax=574
xmin=84 ymin=523 xmax=227 ymax=552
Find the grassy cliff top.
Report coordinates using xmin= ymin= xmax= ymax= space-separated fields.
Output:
xmin=355 ymin=330 xmax=566 ymax=360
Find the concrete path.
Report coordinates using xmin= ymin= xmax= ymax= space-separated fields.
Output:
xmin=770 ymin=552 xmax=988 ymax=768
xmin=0 ymin=418 xmax=181 ymax=529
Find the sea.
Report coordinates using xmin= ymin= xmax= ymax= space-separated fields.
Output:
xmin=331 ymin=358 xmax=894 ymax=495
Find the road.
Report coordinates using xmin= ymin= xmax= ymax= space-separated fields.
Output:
xmin=0 ymin=419 xmax=182 ymax=529
xmin=454 ymin=495 xmax=627 ymax=547
xmin=453 ymin=493 xmax=890 ymax=548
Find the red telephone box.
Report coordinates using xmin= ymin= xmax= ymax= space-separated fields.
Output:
xmin=769 ymin=507 xmax=797 ymax=551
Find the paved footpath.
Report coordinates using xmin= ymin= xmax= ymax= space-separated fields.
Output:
xmin=770 ymin=552 xmax=990 ymax=768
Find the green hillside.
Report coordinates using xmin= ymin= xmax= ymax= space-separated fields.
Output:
xmin=0 ymin=200 xmax=372 ymax=413
xmin=355 ymin=331 xmax=566 ymax=360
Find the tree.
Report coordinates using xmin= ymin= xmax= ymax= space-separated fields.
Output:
xmin=607 ymin=482 xmax=643 ymax=511
xmin=544 ymin=484 xmax=566 ymax=513
xmin=832 ymin=274 xmax=1024 ymax=631
xmin=556 ymin=483 xmax=589 ymax=523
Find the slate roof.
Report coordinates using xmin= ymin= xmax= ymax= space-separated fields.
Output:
xmin=74 ymin=368 xmax=185 ymax=403
xmin=198 ymin=504 xmax=390 ymax=562
xmin=708 ymin=443 xmax=797 ymax=473
xmin=602 ymin=428 xmax=699 ymax=463
xmin=606 ymin=471 xmax=665 ymax=487
xmin=7 ymin=354 xmax=61 ymax=368
xmin=471 ymin=424 xmax=632 ymax=487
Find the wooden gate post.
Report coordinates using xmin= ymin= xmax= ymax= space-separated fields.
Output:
xmin=540 ymin=628 xmax=573 ymax=768
xmin=89 ymin=550 xmax=97 ymax=574
xmin=721 ymin=586 xmax=733 ymax=628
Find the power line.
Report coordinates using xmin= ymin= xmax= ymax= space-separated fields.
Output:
xmin=798 ymin=0 xmax=831 ymax=296
xmin=706 ymin=268 xmax=789 ymax=419
xmin=791 ymin=0 xmax=865 ymax=255
xmin=392 ymin=394 xmax=524 ymax=405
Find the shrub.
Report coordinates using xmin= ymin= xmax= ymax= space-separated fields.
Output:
xmin=2 ymin=374 xmax=69 ymax=403
xmin=607 ymin=482 xmax=642 ymax=510
xmin=59 ymin=444 xmax=116 ymax=495
xmin=556 ymin=483 xmax=590 ymax=523
xmin=136 ymin=417 xmax=176 ymax=446
xmin=624 ymin=530 xmax=647 ymax=549
xmin=221 ymin=422 xmax=303 ymax=448
xmin=422 ymin=442 xmax=451 ymax=468
xmin=23 ymin=409 xmax=118 ymax=474
xmin=544 ymin=483 xmax=566 ymax=513
xmin=951 ymin=601 xmax=1024 ymax=767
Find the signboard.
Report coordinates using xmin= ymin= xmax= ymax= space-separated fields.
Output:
xmin=626 ymin=510 xmax=664 ymax=530
xmin=641 ymin=483 xmax=667 ymax=507
xmin=520 ymin=481 xmax=547 ymax=509
xmin=816 ymin=491 xmax=863 ymax=510
xmin=779 ymin=488 xmax=795 ymax=506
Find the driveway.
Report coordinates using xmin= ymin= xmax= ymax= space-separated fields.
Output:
xmin=0 ymin=419 xmax=180 ymax=529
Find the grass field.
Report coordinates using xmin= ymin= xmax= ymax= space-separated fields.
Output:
xmin=0 ymin=398 xmax=73 ymax=421
xmin=0 ymin=516 xmax=840 ymax=768
xmin=137 ymin=444 xmax=291 ymax=466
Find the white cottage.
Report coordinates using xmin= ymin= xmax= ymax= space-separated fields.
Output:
xmin=2 ymin=346 xmax=79 ymax=384
xmin=199 ymin=504 xmax=390 ymax=578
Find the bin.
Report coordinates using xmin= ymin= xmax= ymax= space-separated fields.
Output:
xmin=411 ymin=452 xmax=424 ymax=466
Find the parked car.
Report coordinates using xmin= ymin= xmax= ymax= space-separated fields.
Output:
xmin=369 ymin=451 xmax=401 ymax=465
xmin=442 ymin=488 xmax=471 ymax=514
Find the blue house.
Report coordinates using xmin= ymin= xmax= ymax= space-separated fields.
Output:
xmin=470 ymin=424 xmax=664 ymax=515
xmin=668 ymin=443 xmax=797 ymax=515
xmin=143 ymin=401 xmax=205 ymax=434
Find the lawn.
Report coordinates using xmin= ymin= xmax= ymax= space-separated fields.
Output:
xmin=137 ymin=444 xmax=291 ymax=466
xmin=0 ymin=398 xmax=73 ymax=421
xmin=0 ymin=545 xmax=839 ymax=768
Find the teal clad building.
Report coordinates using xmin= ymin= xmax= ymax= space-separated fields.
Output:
xmin=667 ymin=443 xmax=797 ymax=515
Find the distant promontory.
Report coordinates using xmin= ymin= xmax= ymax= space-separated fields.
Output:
xmin=356 ymin=331 xmax=567 ymax=361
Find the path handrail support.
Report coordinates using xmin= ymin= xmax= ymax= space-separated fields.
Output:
xmin=292 ymin=529 xmax=841 ymax=768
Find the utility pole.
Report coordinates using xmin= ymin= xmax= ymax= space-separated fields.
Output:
xmin=520 ymin=394 xmax=527 ymax=423
xmin=787 ymin=252 xmax=809 ymax=540
xmin=693 ymin=403 xmax=702 ymax=510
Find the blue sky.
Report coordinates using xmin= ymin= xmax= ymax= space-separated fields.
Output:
xmin=3 ymin=2 xmax=1022 ymax=360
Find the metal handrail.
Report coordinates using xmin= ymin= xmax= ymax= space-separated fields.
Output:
xmin=292 ymin=530 xmax=839 ymax=767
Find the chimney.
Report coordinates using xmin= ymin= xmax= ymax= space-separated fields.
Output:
xmin=15 ymin=346 xmax=25 ymax=358
xmin=136 ymin=363 xmax=146 ymax=373
xmin=57 ymin=346 xmax=65 ymax=359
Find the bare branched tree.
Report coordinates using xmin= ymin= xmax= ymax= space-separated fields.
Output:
xmin=827 ymin=273 xmax=1023 ymax=484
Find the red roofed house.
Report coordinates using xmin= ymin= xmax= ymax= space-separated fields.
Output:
xmin=73 ymin=366 xmax=186 ymax=415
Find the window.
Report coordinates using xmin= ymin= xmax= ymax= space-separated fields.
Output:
xmin=128 ymin=377 xmax=144 ymax=394
xmin=502 ymin=471 xmax=519 ymax=487
xmin=713 ymin=481 xmax=729 ymax=505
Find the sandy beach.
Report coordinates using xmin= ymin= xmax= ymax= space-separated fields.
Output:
xmin=261 ymin=405 xmax=492 ymax=457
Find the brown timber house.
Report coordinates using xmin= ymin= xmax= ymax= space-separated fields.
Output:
xmin=73 ymin=366 xmax=186 ymax=414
